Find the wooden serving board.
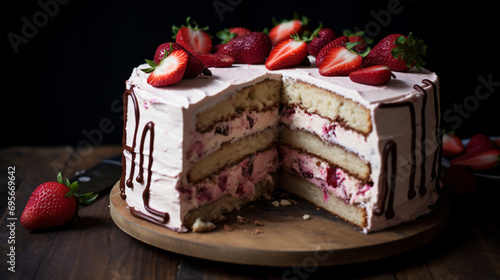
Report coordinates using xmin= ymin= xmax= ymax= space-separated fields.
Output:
xmin=110 ymin=182 xmax=450 ymax=267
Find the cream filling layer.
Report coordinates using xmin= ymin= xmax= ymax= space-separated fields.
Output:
xmin=179 ymin=148 xmax=278 ymax=212
xmin=279 ymin=145 xmax=375 ymax=207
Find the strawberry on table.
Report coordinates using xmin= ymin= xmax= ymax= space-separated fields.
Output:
xmin=172 ymin=17 xmax=212 ymax=54
xmin=215 ymin=32 xmax=272 ymax=64
xmin=265 ymin=33 xmax=310 ymax=70
xmin=362 ymin=32 xmax=426 ymax=71
xmin=349 ymin=65 xmax=394 ymax=86
xmin=318 ymin=46 xmax=362 ymax=76
xmin=143 ymin=49 xmax=189 ymax=87
xmin=153 ymin=42 xmax=207 ymax=78
xmin=268 ymin=14 xmax=309 ymax=45
xmin=465 ymin=134 xmax=496 ymax=155
xmin=307 ymin=23 xmax=336 ymax=57
xmin=21 ymin=173 xmax=97 ymax=230
xmin=450 ymin=149 xmax=500 ymax=171
xmin=442 ymin=131 xmax=465 ymax=158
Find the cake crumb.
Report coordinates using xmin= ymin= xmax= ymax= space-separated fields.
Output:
xmin=280 ymin=199 xmax=292 ymax=206
xmin=252 ymin=228 xmax=264 ymax=235
xmin=223 ymin=224 xmax=233 ymax=231
xmin=236 ymin=215 xmax=251 ymax=224
xmin=303 ymin=214 xmax=311 ymax=220
xmin=254 ymin=219 xmax=265 ymax=226
xmin=192 ymin=218 xmax=216 ymax=233
xmin=271 ymin=201 xmax=280 ymax=207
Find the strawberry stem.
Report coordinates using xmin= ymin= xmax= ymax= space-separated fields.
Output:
xmin=56 ymin=172 xmax=98 ymax=205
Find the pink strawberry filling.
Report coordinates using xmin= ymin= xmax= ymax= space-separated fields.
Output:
xmin=187 ymin=108 xmax=279 ymax=163
xmin=179 ymin=149 xmax=278 ymax=206
xmin=279 ymin=145 xmax=373 ymax=205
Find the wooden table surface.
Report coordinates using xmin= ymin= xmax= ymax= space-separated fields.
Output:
xmin=1 ymin=145 xmax=499 ymax=279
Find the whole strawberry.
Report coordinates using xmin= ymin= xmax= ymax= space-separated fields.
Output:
xmin=362 ymin=32 xmax=426 ymax=71
xmin=215 ymin=32 xmax=272 ymax=64
xmin=21 ymin=173 xmax=97 ymax=230
xmin=307 ymin=23 xmax=336 ymax=57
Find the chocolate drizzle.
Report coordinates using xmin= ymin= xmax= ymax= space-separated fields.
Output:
xmin=373 ymin=141 xmax=397 ymax=218
xmin=120 ymin=87 xmax=170 ymax=225
xmin=375 ymin=79 xmax=439 ymax=219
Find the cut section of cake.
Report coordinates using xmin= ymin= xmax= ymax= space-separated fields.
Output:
xmin=120 ymin=60 xmax=440 ymax=233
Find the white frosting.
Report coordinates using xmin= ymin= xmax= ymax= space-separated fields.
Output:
xmin=122 ymin=57 xmax=440 ymax=233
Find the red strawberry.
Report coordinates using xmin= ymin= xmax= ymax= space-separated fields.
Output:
xmin=343 ymin=29 xmax=372 ymax=52
xmin=348 ymin=65 xmax=394 ymax=85
xmin=315 ymin=36 xmax=348 ymax=67
xmin=494 ymin=138 xmax=500 ymax=148
xmin=450 ymin=149 xmax=500 ymax=171
xmin=465 ymin=134 xmax=496 ymax=155
xmin=307 ymin=23 xmax=336 ymax=57
xmin=153 ymin=42 xmax=206 ymax=78
xmin=228 ymin=27 xmax=252 ymax=37
xmin=144 ymin=49 xmax=188 ymax=87
xmin=318 ymin=46 xmax=362 ymax=76
xmin=442 ymin=132 xmax=465 ymax=158
xmin=194 ymin=53 xmax=235 ymax=67
xmin=172 ymin=17 xmax=212 ymax=54
xmin=21 ymin=173 xmax=97 ymax=230
xmin=215 ymin=32 xmax=272 ymax=64
xmin=268 ymin=15 xmax=309 ymax=45
xmin=362 ymin=32 xmax=426 ymax=71
xmin=265 ymin=35 xmax=309 ymax=70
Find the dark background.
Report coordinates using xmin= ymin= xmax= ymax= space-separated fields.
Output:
xmin=3 ymin=0 xmax=499 ymax=148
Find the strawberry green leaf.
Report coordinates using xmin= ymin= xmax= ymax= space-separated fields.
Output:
xmin=75 ymin=192 xmax=98 ymax=205
xmin=391 ymin=32 xmax=427 ymax=70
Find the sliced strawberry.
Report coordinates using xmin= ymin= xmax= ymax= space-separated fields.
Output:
xmin=348 ymin=65 xmax=393 ymax=85
xmin=450 ymin=149 xmax=500 ymax=171
xmin=153 ymin=42 xmax=206 ymax=78
xmin=145 ymin=49 xmax=188 ymax=87
xmin=268 ymin=15 xmax=308 ymax=45
xmin=318 ymin=46 xmax=362 ymax=76
xmin=265 ymin=36 xmax=308 ymax=70
xmin=172 ymin=17 xmax=212 ymax=54
xmin=465 ymin=134 xmax=496 ymax=155
xmin=315 ymin=36 xmax=348 ymax=67
xmin=194 ymin=53 xmax=234 ymax=67
xmin=442 ymin=132 xmax=465 ymax=158
xmin=307 ymin=23 xmax=336 ymax=57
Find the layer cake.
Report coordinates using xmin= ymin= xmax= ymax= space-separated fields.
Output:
xmin=120 ymin=58 xmax=440 ymax=233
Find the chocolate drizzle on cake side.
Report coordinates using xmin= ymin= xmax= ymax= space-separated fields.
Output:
xmin=375 ymin=79 xmax=439 ymax=219
xmin=121 ymin=87 xmax=171 ymax=227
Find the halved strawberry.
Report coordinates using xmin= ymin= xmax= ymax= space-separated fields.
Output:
xmin=265 ymin=35 xmax=309 ymax=70
xmin=318 ymin=46 xmax=362 ymax=76
xmin=315 ymin=36 xmax=348 ymax=67
xmin=268 ymin=15 xmax=308 ymax=45
xmin=153 ymin=42 xmax=206 ymax=78
xmin=349 ymin=65 xmax=394 ymax=86
xmin=194 ymin=53 xmax=235 ymax=67
xmin=465 ymin=134 xmax=496 ymax=155
xmin=172 ymin=17 xmax=212 ymax=54
xmin=442 ymin=132 xmax=465 ymax=158
xmin=450 ymin=149 xmax=500 ymax=171
xmin=143 ymin=49 xmax=188 ymax=87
